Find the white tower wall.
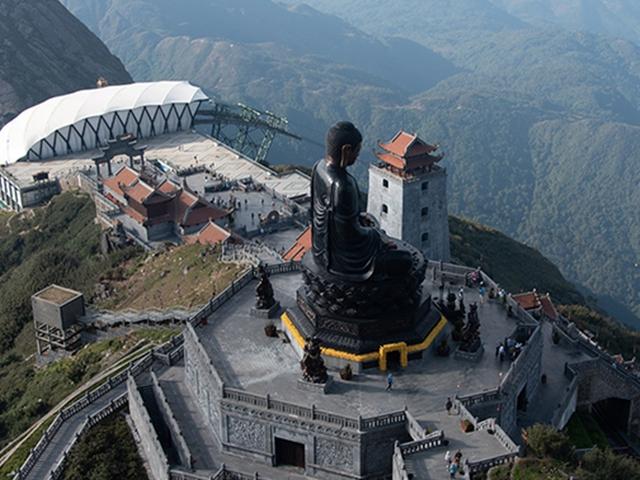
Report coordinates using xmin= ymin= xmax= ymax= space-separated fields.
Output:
xmin=367 ymin=164 xmax=450 ymax=262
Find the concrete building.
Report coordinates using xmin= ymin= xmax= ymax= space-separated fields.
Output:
xmin=367 ymin=131 xmax=450 ymax=262
xmin=32 ymin=285 xmax=85 ymax=354
xmin=0 ymin=81 xmax=207 ymax=211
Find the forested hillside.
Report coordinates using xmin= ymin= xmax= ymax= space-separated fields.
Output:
xmin=63 ymin=0 xmax=640 ymax=327
xmin=0 ymin=0 xmax=131 ymax=127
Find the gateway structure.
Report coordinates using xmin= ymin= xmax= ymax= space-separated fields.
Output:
xmin=0 ymin=81 xmax=207 ymax=210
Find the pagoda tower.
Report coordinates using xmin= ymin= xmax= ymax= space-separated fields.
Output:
xmin=367 ymin=130 xmax=450 ymax=262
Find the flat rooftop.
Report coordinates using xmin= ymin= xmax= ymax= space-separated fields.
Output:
xmin=192 ymin=267 xmax=579 ymax=467
xmin=1 ymin=132 xmax=310 ymax=201
xmin=33 ymin=284 xmax=82 ymax=304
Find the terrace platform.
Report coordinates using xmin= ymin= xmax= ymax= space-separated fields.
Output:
xmin=183 ymin=267 xmax=586 ymax=474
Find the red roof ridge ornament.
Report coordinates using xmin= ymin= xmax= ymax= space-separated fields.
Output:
xmin=376 ymin=130 xmax=443 ymax=174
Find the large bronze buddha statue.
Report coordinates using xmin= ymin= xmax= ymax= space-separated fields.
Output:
xmin=310 ymin=121 xmax=414 ymax=280
xmin=291 ymin=122 xmax=431 ymax=356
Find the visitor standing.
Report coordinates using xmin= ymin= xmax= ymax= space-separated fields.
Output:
xmin=479 ymin=284 xmax=486 ymax=304
xmin=445 ymin=397 xmax=453 ymax=415
xmin=498 ymin=344 xmax=505 ymax=362
xmin=444 ymin=450 xmax=451 ymax=466
xmin=386 ymin=372 xmax=393 ymax=391
xmin=448 ymin=461 xmax=458 ymax=479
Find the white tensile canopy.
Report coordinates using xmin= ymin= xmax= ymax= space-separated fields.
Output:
xmin=0 ymin=81 xmax=209 ymax=166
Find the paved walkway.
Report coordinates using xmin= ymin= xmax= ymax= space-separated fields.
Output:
xmin=24 ymin=383 xmax=127 ymax=480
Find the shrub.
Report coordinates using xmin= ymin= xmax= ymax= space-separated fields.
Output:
xmin=525 ymin=424 xmax=574 ymax=462
xmin=578 ymin=447 xmax=640 ymax=480
xmin=460 ymin=419 xmax=475 ymax=432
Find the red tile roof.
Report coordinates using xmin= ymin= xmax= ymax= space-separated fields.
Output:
xmin=377 ymin=130 xmax=442 ymax=172
xmin=186 ymin=221 xmax=231 ymax=246
xmin=283 ymin=226 xmax=312 ymax=261
xmin=125 ymin=180 xmax=155 ymax=204
xmin=102 ymin=166 xmax=139 ymax=197
xmin=539 ymin=294 xmax=559 ymax=321
xmin=174 ymin=191 xmax=227 ymax=227
xmin=157 ymin=179 xmax=179 ymax=195
xmin=512 ymin=292 xmax=540 ymax=310
xmin=379 ymin=131 xmax=438 ymax=157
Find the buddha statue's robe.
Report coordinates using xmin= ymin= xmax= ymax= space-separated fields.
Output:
xmin=311 ymin=159 xmax=382 ymax=280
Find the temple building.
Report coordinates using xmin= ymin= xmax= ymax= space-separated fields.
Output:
xmin=101 ymin=165 xmax=229 ymax=243
xmin=367 ymin=131 xmax=451 ymax=262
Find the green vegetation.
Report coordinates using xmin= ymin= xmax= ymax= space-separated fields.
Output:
xmin=525 ymin=424 xmax=574 ymax=462
xmin=452 ymin=216 xmax=640 ymax=358
xmin=565 ymin=411 xmax=608 ymax=449
xmin=0 ymin=416 xmax=54 ymax=478
xmin=61 ymin=414 xmax=146 ymax=480
xmin=487 ymin=424 xmax=640 ymax=479
xmin=0 ymin=331 xmax=157 ymax=451
xmin=62 ymin=0 xmax=640 ymax=326
xmin=558 ymin=305 xmax=640 ymax=358
xmin=0 ymin=192 xmax=144 ymax=450
xmin=0 ymin=192 xmax=140 ymax=353
xmin=97 ymin=244 xmax=244 ymax=310
xmin=511 ymin=458 xmax=567 ymax=480
xmin=450 ymin=216 xmax=583 ymax=305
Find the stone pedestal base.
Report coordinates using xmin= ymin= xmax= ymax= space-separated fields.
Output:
xmin=297 ymin=376 xmax=333 ymax=394
xmin=250 ymin=302 xmax=281 ymax=319
xmin=454 ymin=344 xmax=484 ymax=362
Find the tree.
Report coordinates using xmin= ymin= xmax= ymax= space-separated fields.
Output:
xmin=525 ymin=424 xmax=574 ymax=462
xmin=577 ymin=447 xmax=640 ymax=480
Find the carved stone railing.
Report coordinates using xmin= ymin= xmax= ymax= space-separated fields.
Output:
xmin=128 ymin=374 xmax=170 ymax=480
xmin=464 ymin=451 xmax=517 ymax=476
xmin=457 ymin=388 xmax=500 ymax=408
xmin=494 ymin=423 xmax=519 ymax=453
xmin=263 ymin=261 xmax=301 ymax=275
xmin=221 ymin=387 xmax=406 ymax=432
xmin=392 ymin=431 xmax=445 ymax=480
xmin=398 ymin=430 xmax=445 ymax=456
xmin=405 ymin=410 xmax=427 ymax=440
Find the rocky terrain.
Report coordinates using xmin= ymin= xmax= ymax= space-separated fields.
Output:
xmin=0 ymin=0 xmax=132 ymax=127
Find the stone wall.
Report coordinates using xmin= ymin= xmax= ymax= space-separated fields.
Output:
xmin=127 ymin=375 xmax=170 ymax=480
xmin=499 ymin=325 xmax=543 ymax=436
xmin=151 ymin=372 xmax=193 ymax=469
xmin=183 ymin=323 xmax=224 ymax=445
xmin=367 ymin=164 xmax=450 ymax=262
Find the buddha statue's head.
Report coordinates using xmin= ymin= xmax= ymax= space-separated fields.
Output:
xmin=326 ymin=121 xmax=362 ymax=168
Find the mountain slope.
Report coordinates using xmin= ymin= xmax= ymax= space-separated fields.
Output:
xmin=61 ymin=0 xmax=456 ymax=166
xmin=0 ymin=0 xmax=132 ymax=128
xmin=62 ymin=0 xmax=640 ymax=326
xmin=491 ymin=0 xmax=640 ymax=45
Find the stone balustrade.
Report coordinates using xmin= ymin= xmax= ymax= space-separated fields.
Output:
xmin=13 ymin=352 xmax=155 ymax=480
xmin=48 ymin=394 xmax=128 ymax=480
xmin=465 ymin=451 xmax=517 ymax=475
xmin=405 ymin=409 xmax=427 ymax=440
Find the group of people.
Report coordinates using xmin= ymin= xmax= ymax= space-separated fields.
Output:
xmin=444 ymin=449 xmax=464 ymax=478
xmin=495 ymin=336 xmax=524 ymax=362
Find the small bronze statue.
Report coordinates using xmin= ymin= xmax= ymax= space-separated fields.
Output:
xmin=255 ymin=265 xmax=275 ymax=310
xmin=300 ymin=337 xmax=328 ymax=384
xmin=460 ymin=303 xmax=481 ymax=352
